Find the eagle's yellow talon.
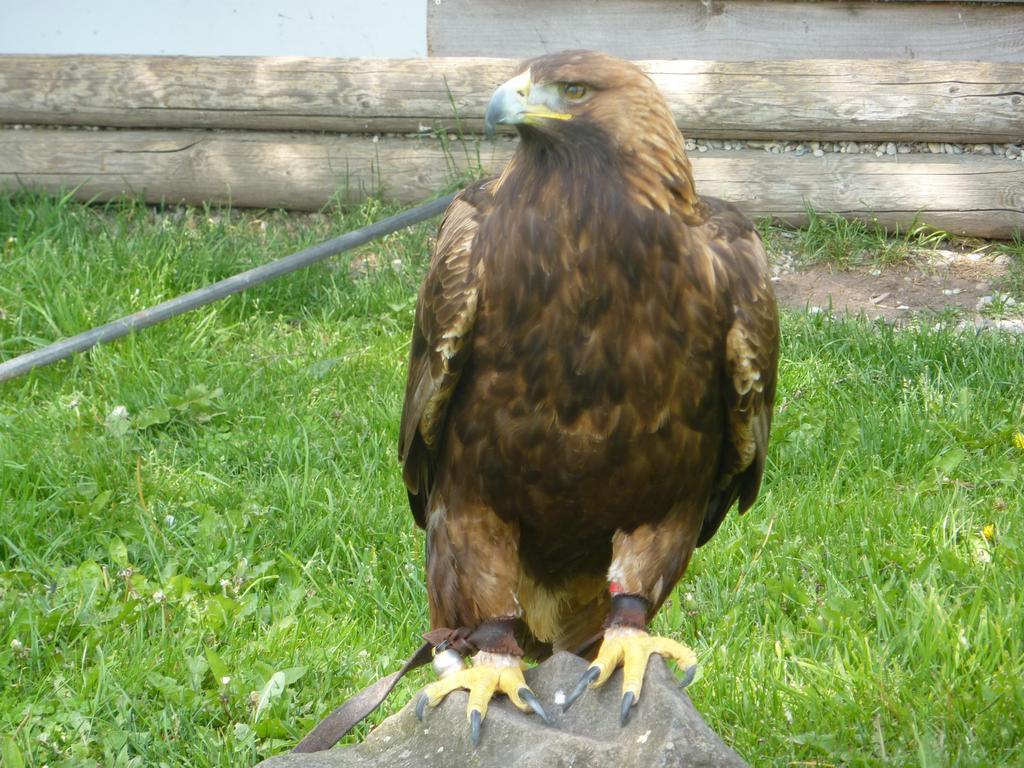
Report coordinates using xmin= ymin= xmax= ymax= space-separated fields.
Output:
xmin=470 ymin=708 xmax=482 ymax=746
xmin=563 ymin=665 xmax=600 ymax=710
xmin=414 ymin=652 xmax=547 ymax=743
xmin=591 ymin=659 xmax=618 ymax=688
xmin=420 ymin=672 xmax=465 ymax=709
xmin=566 ymin=626 xmax=698 ymax=718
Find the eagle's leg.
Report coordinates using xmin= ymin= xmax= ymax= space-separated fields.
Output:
xmin=415 ymin=506 xmax=549 ymax=744
xmin=415 ymin=619 xmax=550 ymax=745
xmin=563 ymin=514 xmax=701 ymax=723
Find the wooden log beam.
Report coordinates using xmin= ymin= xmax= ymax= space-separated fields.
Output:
xmin=0 ymin=55 xmax=1021 ymax=142
xmin=429 ymin=0 xmax=1024 ymax=63
xmin=2 ymin=128 xmax=1021 ymax=237
xmin=0 ymin=56 xmax=505 ymax=135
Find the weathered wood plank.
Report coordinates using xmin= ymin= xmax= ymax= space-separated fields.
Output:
xmin=0 ymin=56 xmax=509 ymax=135
xmin=428 ymin=0 xmax=1024 ymax=62
xmin=643 ymin=59 xmax=1024 ymax=142
xmin=1 ymin=55 xmax=1022 ymax=142
xmin=0 ymin=128 xmax=500 ymax=210
xmin=2 ymin=128 xmax=1021 ymax=237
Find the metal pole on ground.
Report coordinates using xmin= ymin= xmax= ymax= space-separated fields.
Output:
xmin=0 ymin=193 xmax=455 ymax=384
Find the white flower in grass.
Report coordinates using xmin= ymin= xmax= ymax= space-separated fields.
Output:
xmin=220 ymin=675 xmax=231 ymax=686
xmin=105 ymin=405 xmax=131 ymax=436
xmin=152 ymin=590 xmax=167 ymax=604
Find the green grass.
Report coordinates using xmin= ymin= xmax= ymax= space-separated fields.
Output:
xmin=993 ymin=232 xmax=1024 ymax=301
xmin=758 ymin=211 xmax=953 ymax=270
xmin=2 ymin=192 xmax=1023 ymax=767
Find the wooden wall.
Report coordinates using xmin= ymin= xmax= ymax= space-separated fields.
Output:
xmin=1 ymin=0 xmax=1023 ymax=237
xmin=4 ymin=127 xmax=1019 ymax=237
xmin=2 ymin=56 xmax=1021 ymax=142
xmin=429 ymin=0 xmax=1024 ymax=62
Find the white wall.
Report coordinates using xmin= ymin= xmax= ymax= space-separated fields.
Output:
xmin=0 ymin=0 xmax=426 ymax=57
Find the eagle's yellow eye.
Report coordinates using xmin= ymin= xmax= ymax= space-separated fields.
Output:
xmin=562 ymin=83 xmax=588 ymax=101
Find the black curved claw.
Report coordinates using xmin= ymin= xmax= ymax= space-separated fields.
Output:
xmin=620 ymin=690 xmax=636 ymax=725
xmin=679 ymin=664 xmax=697 ymax=689
xmin=470 ymin=708 xmax=482 ymax=747
xmin=415 ymin=693 xmax=429 ymax=722
xmin=563 ymin=665 xmax=601 ymax=711
xmin=518 ymin=687 xmax=552 ymax=725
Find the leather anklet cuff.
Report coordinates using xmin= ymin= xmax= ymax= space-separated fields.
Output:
xmin=469 ymin=618 xmax=524 ymax=656
xmin=605 ymin=594 xmax=650 ymax=630
xmin=423 ymin=617 xmax=524 ymax=657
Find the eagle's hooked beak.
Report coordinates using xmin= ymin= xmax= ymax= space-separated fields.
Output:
xmin=484 ymin=69 xmax=572 ymax=138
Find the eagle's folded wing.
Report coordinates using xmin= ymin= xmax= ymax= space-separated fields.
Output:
xmin=699 ymin=200 xmax=780 ymax=547
xmin=399 ymin=182 xmax=493 ymax=527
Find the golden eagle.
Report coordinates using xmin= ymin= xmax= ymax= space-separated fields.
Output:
xmin=399 ymin=50 xmax=779 ymax=742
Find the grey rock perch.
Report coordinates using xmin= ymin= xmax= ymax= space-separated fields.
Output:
xmin=258 ymin=651 xmax=748 ymax=768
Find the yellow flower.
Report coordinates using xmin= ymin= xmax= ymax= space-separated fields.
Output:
xmin=1014 ymin=431 xmax=1024 ymax=451
xmin=983 ymin=523 xmax=996 ymax=541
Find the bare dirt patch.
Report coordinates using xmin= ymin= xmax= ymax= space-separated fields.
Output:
xmin=771 ymin=250 xmax=1018 ymax=327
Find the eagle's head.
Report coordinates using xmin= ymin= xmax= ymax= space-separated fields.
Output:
xmin=485 ymin=50 xmax=699 ymax=217
xmin=485 ymin=51 xmax=678 ymax=149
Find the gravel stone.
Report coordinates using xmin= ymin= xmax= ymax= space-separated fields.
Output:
xmin=677 ymin=138 xmax=1024 ymax=159
xmin=9 ymin=123 xmax=1016 ymax=162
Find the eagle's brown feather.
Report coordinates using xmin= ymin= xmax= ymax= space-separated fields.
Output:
xmin=399 ymin=180 xmax=493 ymax=527
xmin=399 ymin=51 xmax=778 ymax=653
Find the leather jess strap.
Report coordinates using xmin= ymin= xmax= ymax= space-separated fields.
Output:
xmin=290 ymin=621 xmax=520 ymax=754
xmin=290 ymin=617 xmax=596 ymax=754
xmin=291 ymin=641 xmax=433 ymax=753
